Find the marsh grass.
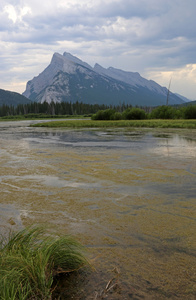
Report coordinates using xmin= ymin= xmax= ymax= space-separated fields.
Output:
xmin=0 ymin=114 xmax=89 ymax=121
xmin=31 ymin=119 xmax=196 ymax=129
xmin=0 ymin=227 xmax=89 ymax=300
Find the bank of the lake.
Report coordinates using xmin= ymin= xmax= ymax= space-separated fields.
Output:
xmin=31 ymin=119 xmax=196 ymax=129
xmin=0 ymin=115 xmax=90 ymax=122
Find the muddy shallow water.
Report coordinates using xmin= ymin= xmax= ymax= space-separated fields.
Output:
xmin=0 ymin=120 xmax=196 ymax=299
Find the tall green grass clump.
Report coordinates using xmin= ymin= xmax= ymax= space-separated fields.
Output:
xmin=0 ymin=227 xmax=89 ymax=300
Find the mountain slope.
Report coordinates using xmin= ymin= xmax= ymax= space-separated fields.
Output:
xmin=23 ymin=52 xmax=185 ymax=106
xmin=174 ymin=93 xmax=192 ymax=103
xmin=0 ymin=89 xmax=31 ymax=106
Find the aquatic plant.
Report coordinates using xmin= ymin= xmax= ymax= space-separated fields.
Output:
xmin=0 ymin=227 xmax=89 ymax=300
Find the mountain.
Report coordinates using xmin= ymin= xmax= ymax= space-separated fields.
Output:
xmin=174 ymin=93 xmax=192 ymax=103
xmin=175 ymin=100 xmax=196 ymax=107
xmin=23 ymin=52 xmax=185 ymax=106
xmin=0 ymin=89 xmax=31 ymax=106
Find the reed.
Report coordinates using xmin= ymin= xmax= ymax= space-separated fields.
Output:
xmin=0 ymin=227 xmax=89 ymax=299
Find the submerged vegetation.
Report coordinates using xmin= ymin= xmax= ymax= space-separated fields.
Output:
xmin=0 ymin=227 xmax=89 ymax=300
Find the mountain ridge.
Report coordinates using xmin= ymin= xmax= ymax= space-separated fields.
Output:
xmin=23 ymin=52 xmax=185 ymax=106
xmin=0 ymin=88 xmax=31 ymax=106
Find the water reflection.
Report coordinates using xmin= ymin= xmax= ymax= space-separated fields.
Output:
xmin=18 ymin=129 xmax=196 ymax=160
xmin=151 ymin=134 xmax=196 ymax=158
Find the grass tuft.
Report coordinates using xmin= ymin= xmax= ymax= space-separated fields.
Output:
xmin=0 ymin=227 xmax=89 ymax=299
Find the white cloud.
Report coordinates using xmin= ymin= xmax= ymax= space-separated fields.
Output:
xmin=145 ymin=64 xmax=196 ymax=100
xmin=4 ymin=5 xmax=17 ymax=23
xmin=3 ymin=3 xmax=31 ymax=24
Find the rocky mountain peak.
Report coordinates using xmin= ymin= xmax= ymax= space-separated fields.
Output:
xmin=51 ymin=52 xmax=65 ymax=68
xmin=23 ymin=51 xmax=185 ymax=106
xmin=63 ymin=52 xmax=93 ymax=70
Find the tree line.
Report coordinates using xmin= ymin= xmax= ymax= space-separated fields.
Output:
xmin=0 ymin=100 xmax=195 ymax=119
xmin=0 ymin=101 xmax=147 ymax=118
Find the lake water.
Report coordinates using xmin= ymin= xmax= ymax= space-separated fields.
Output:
xmin=0 ymin=120 xmax=196 ymax=299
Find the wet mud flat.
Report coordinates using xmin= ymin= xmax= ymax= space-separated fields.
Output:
xmin=0 ymin=121 xmax=196 ymax=299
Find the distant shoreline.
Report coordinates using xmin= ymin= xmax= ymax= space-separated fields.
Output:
xmin=30 ymin=119 xmax=196 ymax=129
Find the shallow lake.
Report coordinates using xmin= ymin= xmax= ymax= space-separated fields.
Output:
xmin=0 ymin=120 xmax=196 ymax=299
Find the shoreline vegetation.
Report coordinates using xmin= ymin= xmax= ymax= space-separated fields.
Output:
xmin=30 ymin=119 xmax=196 ymax=129
xmin=29 ymin=106 xmax=196 ymax=129
xmin=0 ymin=227 xmax=89 ymax=299
xmin=0 ymin=104 xmax=196 ymax=128
xmin=0 ymin=114 xmax=88 ymax=121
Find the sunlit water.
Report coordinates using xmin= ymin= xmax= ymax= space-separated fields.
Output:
xmin=0 ymin=120 xmax=196 ymax=299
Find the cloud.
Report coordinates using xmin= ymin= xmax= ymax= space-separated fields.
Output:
xmin=145 ymin=64 xmax=196 ymax=100
xmin=0 ymin=0 xmax=196 ymax=99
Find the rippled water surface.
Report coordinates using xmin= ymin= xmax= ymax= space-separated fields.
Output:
xmin=0 ymin=120 xmax=196 ymax=299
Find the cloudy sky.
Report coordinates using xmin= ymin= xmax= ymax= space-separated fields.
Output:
xmin=0 ymin=0 xmax=196 ymax=100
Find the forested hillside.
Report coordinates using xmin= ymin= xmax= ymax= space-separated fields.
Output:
xmin=0 ymin=89 xmax=31 ymax=106
xmin=0 ymin=100 xmax=124 ymax=117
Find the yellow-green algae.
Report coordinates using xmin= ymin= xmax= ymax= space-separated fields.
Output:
xmin=0 ymin=129 xmax=196 ymax=299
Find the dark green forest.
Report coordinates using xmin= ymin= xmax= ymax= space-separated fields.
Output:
xmin=0 ymin=88 xmax=31 ymax=106
xmin=0 ymin=101 xmax=137 ymax=118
